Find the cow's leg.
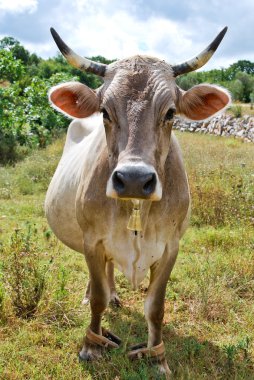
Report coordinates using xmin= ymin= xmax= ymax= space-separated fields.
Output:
xmin=129 ymin=241 xmax=179 ymax=378
xmin=106 ymin=261 xmax=121 ymax=306
xmin=79 ymin=242 xmax=121 ymax=360
xmin=82 ymin=280 xmax=91 ymax=305
xmin=82 ymin=262 xmax=121 ymax=306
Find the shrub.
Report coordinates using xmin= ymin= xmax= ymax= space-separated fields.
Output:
xmin=0 ymin=49 xmax=24 ymax=82
xmin=0 ymin=73 xmax=77 ymax=164
xmin=2 ymin=224 xmax=49 ymax=319
xmin=230 ymin=105 xmax=243 ymax=118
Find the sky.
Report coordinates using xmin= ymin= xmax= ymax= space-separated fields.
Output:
xmin=0 ymin=0 xmax=253 ymax=71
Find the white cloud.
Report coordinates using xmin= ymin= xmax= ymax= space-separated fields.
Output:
xmin=46 ymin=9 xmax=225 ymax=69
xmin=0 ymin=0 xmax=38 ymax=14
xmin=48 ymin=9 xmax=194 ymax=61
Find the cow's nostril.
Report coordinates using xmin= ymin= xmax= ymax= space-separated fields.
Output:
xmin=112 ymin=171 xmax=125 ymax=193
xmin=111 ymin=168 xmax=157 ymax=199
xmin=143 ymin=173 xmax=156 ymax=195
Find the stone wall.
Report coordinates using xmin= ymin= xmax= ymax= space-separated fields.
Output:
xmin=173 ymin=115 xmax=254 ymax=143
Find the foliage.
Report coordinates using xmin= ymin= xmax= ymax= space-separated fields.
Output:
xmin=176 ymin=59 xmax=254 ymax=102
xmin=0 ymin=36 xmax=39 ymax=66
xmin=0 ymin=72 xmax=77 ymax=163
xmin=0 ymin=49 xmax=24 ymax=82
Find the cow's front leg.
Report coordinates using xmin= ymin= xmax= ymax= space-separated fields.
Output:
xmin=79 ymin=242 xmax=121 ymax=361
xmin=129 ymin=241 xmax=179 ymax=378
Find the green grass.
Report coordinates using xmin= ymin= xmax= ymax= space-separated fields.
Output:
xmin=0 ymin=132 xmax=254 ymax=379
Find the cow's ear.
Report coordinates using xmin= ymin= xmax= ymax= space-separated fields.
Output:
xmin=176 ymin=84 xmax=231 ymax=121
xmin=49 ymin=82 xmax=99 ymax=119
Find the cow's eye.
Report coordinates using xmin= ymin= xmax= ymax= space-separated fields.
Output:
xmin=165 ymin=108 xmax=175 ymax=121
xmin=101 ymin=108 xmax=111 ymax=122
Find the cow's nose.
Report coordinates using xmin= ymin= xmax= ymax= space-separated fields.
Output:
xmin=112 ymin=167 xmax=157 ymax=199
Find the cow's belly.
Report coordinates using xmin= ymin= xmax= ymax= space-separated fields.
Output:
xmin=45 ymin=151 xmax=84 ymax=253
xmin=104 ymin=232 xmax=166 ymax=289
xmin=45 ymin=116 xmax=104 ymax=253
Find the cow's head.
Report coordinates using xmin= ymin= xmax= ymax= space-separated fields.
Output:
xmin=49 ymin=27 xmax=230 ymax=201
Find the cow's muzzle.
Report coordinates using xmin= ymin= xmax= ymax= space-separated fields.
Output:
xmin=106 ymin=165 xmax=162 ymax=200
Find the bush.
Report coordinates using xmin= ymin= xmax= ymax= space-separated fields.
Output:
xmin=0 ymin=49 xmax=24 ymax=82
xmin=2 ymin=224 xmax=49 ymax=319
xmin=0 ymin=73 xmax=77 ymax=163
xmin=230 ymin=105 xmax=243 ymax=118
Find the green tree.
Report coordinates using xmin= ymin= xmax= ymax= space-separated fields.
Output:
xmin=176 ymin=72 xmax=200 ymax=90
xmin=228 ymin=79 xmax=244 ymax=101
xmin=0 ymin=36 xmax=30 ymax=65
xmin=0 ymin=50 xmax=24 ymax=82
xmin=0 ymin=71 xmax=77 ymax=162
xmin=224 ymin=60 xmax=254 ymax=81
xmin=235 ymin=72 xmax=254 ymax=102
xmin=250 ymin=92 xmax=254 ymax=109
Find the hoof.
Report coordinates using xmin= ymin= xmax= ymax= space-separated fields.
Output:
xmin=81 ymin=297 xmax=90 ymax=306
xmin=128 ymin=341 xmax=171 ymax=378
xmin=78 ymin=345 xmax=102 ymax=362
xmin=157 ymin=359 xmax=172 ymax=379
xmin=79 ymin=327 xmax=121 ymax=362
xmin=82 ymin=291 xmax=121 ymax=307
xmin=109 ymin=292 xmax=122 ymax=307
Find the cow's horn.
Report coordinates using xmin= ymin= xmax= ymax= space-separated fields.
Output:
xmin=172 ymin=26 xmax=228 ymax=77
xmin=50 ymin=27 xmax=107 ymax=77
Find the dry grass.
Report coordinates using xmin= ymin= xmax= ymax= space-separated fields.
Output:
xmin=0 ymin=132 xmax=253 ymax=379
xmin=227 ymin=102 xmax=254 ymax=116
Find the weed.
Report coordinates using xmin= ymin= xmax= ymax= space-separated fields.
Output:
xmin=237 ymin=337 xmax=251 ymax=360
xmin=223 ymin=343 xmax=238 ymax=368
xmin=55 ymin=266 xmax=68 ymax=300
xmin=184 ymin=338 xmax=204 ymax=360
xmin=2 ymin=224 xmax=49 ymax=319
xmin=40 ymin=265 xmax=83 ymax=328
xmin=43 ymin=228 xmax=52 ymax=241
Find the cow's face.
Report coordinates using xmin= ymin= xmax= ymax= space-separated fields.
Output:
xmin=100 ymin=58 xmax=178 ymax=201
xmin=49 ymin=57 xmax=230 ymax=201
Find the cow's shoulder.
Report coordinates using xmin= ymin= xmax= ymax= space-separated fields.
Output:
xmin=62 ymin=114 xmax=102 ymax=156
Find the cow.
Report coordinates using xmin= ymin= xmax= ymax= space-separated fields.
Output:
xmin=45 ymin=27 xmax=230 ymax=377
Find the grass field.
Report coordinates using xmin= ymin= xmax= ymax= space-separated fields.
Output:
xmin=0 ymin=131 xmax=254 ymax=379
xmin=227 ymin=103 xmax=254 ymax=117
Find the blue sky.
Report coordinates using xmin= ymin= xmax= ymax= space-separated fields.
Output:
xmin=0 ymin=0 xmax=253 ymax=70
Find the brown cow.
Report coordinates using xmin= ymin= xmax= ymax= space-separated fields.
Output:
xmin=45 ymin=27 xmax=230 ymax=376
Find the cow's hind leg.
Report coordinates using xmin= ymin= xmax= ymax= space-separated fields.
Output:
xmin=82 ymin=262 xmax=121 ymax=306
xmin=128 ymin=241 xmax=179 ymax=378
xmin=106 ymin=261 xmax=121 ymax=306
xmin=82 ymin=280 xmax=91 ymax=305
xmin=79 ymin=242 xmax=121 ymax=361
